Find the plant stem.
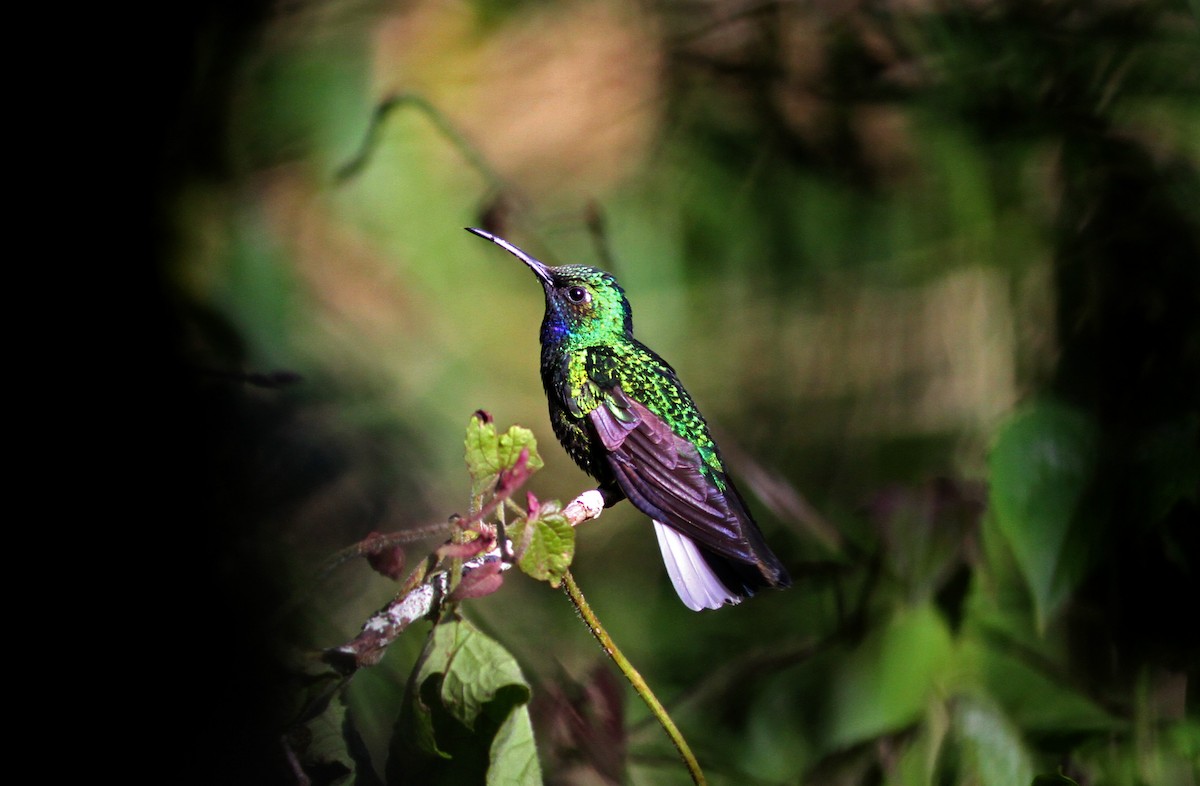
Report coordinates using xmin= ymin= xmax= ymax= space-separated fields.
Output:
xmin=561 ymin=570 xmax=707 ymax=786
xmin=335 ymin=92 xmax=504 ymax=191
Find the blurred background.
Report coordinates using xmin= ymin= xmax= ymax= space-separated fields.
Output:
xmin=147 ymin=0 xmax=1198 ymax=783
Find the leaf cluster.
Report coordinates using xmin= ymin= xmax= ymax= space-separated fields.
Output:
xmin=286 ymin=412 xmax=580 ymax=784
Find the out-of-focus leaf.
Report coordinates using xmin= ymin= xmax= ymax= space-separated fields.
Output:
xmin=967 ymin=637 xmax=1117 ymax=734
xmin=1166 ymin=718 xmax=1200 ymax=760
xmin=307 ymin=700 xmax=355 ymax=783
xmin=1031 ymin=772 xmax=1079 ymax=785
xmin=284 ymin=668 xmax=357 ymax=785
xmin=1068 ymin=715 xmax=1200 ymax=786
xmin=341 ymin=639 xmax=423 ymax=780
xmin=465 ymin=413 xmax=544 ymax=498
xmin=530 ymin=665 xmax=628 ymax=783
xmin=869 ymin=478 xmax=984 ymax=604
xmin=390 ymin=618 xmax=541 ymax=785
xmin=341 ymin=699 xmax=384 ymax=786
xmin=988 ymin=403 xmax=1099 ymax=630
xmin=1161 ymin=719 xmax=1200 ymax=783
xmin=951 ymin=695 xmax=1034 ymax=786
xmin=828 ymin=603 xmax=954 ymax=748
xmin=508 ymin=500 xmax=574 ymax=586
xmin=889 ymin=699 xmax=951 ymax=786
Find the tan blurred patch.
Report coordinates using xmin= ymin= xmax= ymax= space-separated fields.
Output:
xmin=258 ymin=167 xmax=422 ymax=346
xmin=696 ymin=265 xmax=1019 ymax=440
xmin=372 ymin=1 xmax=663 ymax=200
xmin=852 ymin=103 xmax=916 ymax=182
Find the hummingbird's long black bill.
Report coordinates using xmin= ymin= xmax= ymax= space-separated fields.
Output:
xmin=466 ymin=227 xmax=555 ymax=285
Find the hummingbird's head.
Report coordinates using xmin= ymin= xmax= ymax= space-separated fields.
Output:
xmin=468 ymin=228 xmax=633 ymax=348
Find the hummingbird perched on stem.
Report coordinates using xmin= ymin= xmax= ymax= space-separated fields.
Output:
xmin=468 ymin=228 xmax=790 ymax=610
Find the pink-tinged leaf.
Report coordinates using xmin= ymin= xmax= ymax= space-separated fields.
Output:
xmin=438 ymin=526 xmax=495 ymax=560
xmin=496 ymin=448 xmax=533 ymax=496
xmin=526 ymin=491 xmax=541 ymax=519
xmin=437 ymin=540 xmax=489 ymax=560
xmin=362 ymin=531 xmax=406 ymax=580
xmin=450 ymin=561 xmax=505 ymax=600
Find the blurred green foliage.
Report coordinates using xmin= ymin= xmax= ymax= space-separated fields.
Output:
xmin=159 ymin=0 xmax=1198 ymax=783
xmin=989 ymin=403 xmax=1100 ymax=631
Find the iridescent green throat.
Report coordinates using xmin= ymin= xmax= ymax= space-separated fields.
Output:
xmin=538 ymin=264 xmax=634 ymax=351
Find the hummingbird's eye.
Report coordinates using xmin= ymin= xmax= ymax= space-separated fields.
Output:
xmin=566 ymin=286 xmax=590 ymax=304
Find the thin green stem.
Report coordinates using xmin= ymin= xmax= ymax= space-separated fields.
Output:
xmin=561 ymin=570 xmax=707 ymax=786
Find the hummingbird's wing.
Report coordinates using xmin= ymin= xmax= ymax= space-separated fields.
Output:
xmin=588 ymin=384 xmax=788 ymax=580
xmin=588 ymin=385 xmax=788 ymax=609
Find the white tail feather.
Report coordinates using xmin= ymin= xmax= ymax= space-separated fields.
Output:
xmin=653 ymin=521 xmax=741 ymax=611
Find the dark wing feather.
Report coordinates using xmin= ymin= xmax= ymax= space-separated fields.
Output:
xmin=589 ymin=385 xmax=785 ymax=580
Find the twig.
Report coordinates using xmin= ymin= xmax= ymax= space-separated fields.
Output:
xmin=335 ymin=92 xmax=503 ymax=192
xmin=317 ymin=521 xmax=456 ymax=579
xmin=323 ymin=539 xmax=512 ymax=672
xmin=325 ymin=486 xmax=599 ymax=673
xmin=557 ymin=489 xmax=707 ymax=782
xmin=561 ymin=570 xmax=708 ymax=786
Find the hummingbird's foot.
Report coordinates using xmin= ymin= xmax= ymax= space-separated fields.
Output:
xmin=563 ymin=489 xmax=606 ymax=527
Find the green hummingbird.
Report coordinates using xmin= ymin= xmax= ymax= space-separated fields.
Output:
xmin=468 ymin=228 xmax=790 ymax=610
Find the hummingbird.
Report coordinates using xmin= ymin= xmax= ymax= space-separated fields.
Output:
xmin=468 ymin=227 xmax=790 ymax=610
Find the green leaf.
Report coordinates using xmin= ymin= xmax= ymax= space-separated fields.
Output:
xmin=486 ymin=689 xmax=543 ymax=786
xmin=827 ymin=602 xmax=954 ymax=748
xmin=968 ymin=637 xmax=1117 ymax=734
xmin=508 ymin=501 xmax=575 ymax=587
xmin=284 ymin=670 xmax=357 ymax=785
xmin=892 ymin=700 xmax=951 ymax=786
xmin=988 ymin=402 xmax=1099 ymax=630
xmin=465 ymin=414 xmax=544 ymax=498
xmin=425 ymin=619 xmax=530 ymax=727
xmin=952 ymin=695 xmax=1034 ymax=786
xmin=390 ymin=618 xmax=541 ymax=785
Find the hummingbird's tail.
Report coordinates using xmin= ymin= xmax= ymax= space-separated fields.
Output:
xmin=653 ymin=520 xmax=791 ymax=611
xmin=653 ymin=521 xmax=743 ymax=611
